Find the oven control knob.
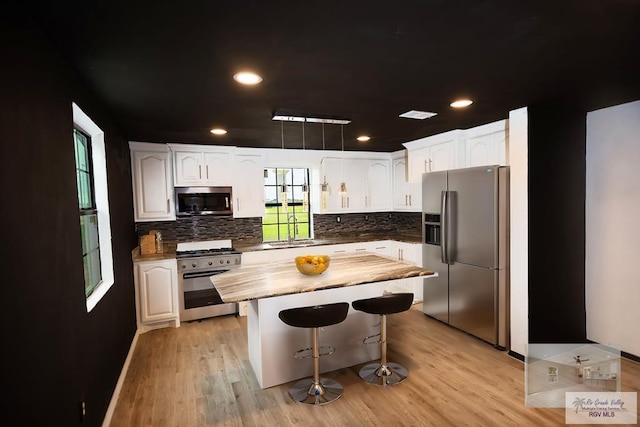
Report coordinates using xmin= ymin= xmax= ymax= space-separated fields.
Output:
xmin=220 ymin=260 xmax=224 ymax=264
xmin=181 ymin=264 xmax=186 ymax=269
xmin=192 ymin=263 xmax=196 ymax=268
xmin=226 ymin=259 xmax=230 ymax=264
xmin=208 ymin=261 xmax=213 ymax=266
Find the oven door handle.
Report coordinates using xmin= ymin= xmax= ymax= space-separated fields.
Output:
xmin=182 ymin=270 xmax=226 ymax=280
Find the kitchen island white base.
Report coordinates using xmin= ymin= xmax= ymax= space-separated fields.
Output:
xmin=247 ymin=279 xmax=410 ymax=389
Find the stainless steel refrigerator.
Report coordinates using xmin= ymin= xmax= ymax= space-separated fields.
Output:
xmin=422 ymin=165 xmax=509 ymax=349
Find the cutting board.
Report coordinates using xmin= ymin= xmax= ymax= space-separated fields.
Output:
xmin=140 ymin=231 xmax=157 ymax=255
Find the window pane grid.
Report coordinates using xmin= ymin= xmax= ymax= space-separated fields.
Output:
xmin=262 ymin=167 xmax=311 ymax=242
xmin=74 ymin=127 xmax=102 ymax=298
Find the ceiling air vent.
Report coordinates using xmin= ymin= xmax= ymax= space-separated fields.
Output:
xmin=399 ymin=110 xmax=438 ymax=120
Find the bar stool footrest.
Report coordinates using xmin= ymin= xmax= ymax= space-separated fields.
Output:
xmin=293 ymin=345 xmax=336 ymax=359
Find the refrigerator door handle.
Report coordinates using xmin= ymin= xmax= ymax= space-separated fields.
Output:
xmin=441 ymin=190 xmax=449 ymax=264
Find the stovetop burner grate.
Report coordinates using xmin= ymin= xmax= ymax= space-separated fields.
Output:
xmin=175 ymin=247 xmax=240 ymax=258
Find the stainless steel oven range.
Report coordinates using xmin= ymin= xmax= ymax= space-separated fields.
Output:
xmin=176 ymin=240 xmax=241 ymax=322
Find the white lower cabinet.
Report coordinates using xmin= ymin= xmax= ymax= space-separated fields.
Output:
xmin=134 ymin=258 xmax=180 ymax=332
xmin=389 ymin=241 xmax=423 ymax=302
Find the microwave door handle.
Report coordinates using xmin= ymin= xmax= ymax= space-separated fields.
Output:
xmin=225 ymin=196 xmax=229 ymax=208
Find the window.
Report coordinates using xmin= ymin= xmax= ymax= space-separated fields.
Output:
xmin=263 ymin=168 xmax=311 ymax=242
xmin=74 ymin=128 xmax=102 ymax=297
xmin=72 ymin=103 xmax=114 ymax=312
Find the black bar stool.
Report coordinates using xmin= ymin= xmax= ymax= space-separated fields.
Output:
xmin=278 ymin=302 xmax=350 ymax=405
xmin=351 ymin=292 xmax=413 ymax=386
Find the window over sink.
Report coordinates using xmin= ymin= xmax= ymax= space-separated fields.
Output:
xmin=262 ymin=167 xmax=311 ymax=242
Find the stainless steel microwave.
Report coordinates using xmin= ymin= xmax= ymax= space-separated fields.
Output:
xmin=175 ymin=186 xmax=233 ymax=216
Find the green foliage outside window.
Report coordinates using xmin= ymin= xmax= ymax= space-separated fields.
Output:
xmin=262 ymin=168 xmax=311 ymax=242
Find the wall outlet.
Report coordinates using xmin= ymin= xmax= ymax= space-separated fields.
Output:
xmin=336 ymin=216 xmax=341 ymax=223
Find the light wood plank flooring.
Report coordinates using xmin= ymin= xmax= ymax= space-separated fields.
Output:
xmin=110 ymin=306 xmax=640 ymax=426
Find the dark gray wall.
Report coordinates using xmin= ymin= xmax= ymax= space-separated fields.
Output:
xmin=2 ymin=7 xmax=137 ymax=426
xmin=527 ymin=101 xmax=587 ymax=343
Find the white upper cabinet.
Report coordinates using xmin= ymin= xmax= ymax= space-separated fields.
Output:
xmin=465 ymin=120 xmax=507 ymax=167
xmin=169 ymin=144 xmax=233 ymax=186
xmin=129 ymin=141 xmax=175 ymax=222
xmin=320 ymin=156 xmax=391 ymax=213
xmin=403 ymin=119 xmax=507 ymax=182
xmin=233 ymin=151 xmax=265 ymax=218
xmin=405 ymin=131 xmax=461 ymax=182
xmin=367 ymin=160 xmax=392 ymax=211
xmin=392 ymin=155 xmax=421 ymax=211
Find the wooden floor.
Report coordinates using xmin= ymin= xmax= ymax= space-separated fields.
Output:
xmin=110 ymin=306 xmax=640 ymax=426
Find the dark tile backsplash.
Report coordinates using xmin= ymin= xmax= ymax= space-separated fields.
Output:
xmin=313 ymin=212 xmax=421 ymax=238
xmin=136 ymin=216 xmax=263 ymax=243
xmin=135 ymin=211 xmax=421 ymax=243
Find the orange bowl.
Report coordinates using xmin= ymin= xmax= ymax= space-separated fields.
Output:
xmin=295 ymin=255 xmax=330 ymax=275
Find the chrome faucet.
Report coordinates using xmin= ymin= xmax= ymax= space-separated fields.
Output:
xmin=287 ymin=214 xmax=297 ymax=243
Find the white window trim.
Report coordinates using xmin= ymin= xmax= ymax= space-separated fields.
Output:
xmin=73 ymin=102 xmax=114 ymax=312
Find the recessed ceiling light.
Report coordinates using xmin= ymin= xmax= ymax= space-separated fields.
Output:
xmin=399 ymin=110 xmax=438 ymax=120
xmin=210 ymin=128 xmax=227 ymax=135
xmin=233 ymin=71 xmax=262 ymax=85
xmin=357 ymin=136 xmax=371 ymax=142
xmin=450 ymin=99 xmax=473 ymax=108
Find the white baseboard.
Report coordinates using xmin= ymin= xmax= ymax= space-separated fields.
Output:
xmin=101 ymin=330 xmax=140 ymax=427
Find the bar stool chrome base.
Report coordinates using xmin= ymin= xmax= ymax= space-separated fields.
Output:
xmin=289 ymin=377 xmax=344 ymax=405
xmin=359 ymin=362 xmax=408 ymax=386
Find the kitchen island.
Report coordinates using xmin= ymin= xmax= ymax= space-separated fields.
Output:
xmin=212 ymin=252 xmax=435 ymax=388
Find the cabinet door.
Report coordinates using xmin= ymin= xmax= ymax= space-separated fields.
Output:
xmin=407 ymin=180 xmax=422 ymax=211
xmin=429 ymin=140 xmax=455 ymax=172
xmin=131 ymin=150 xmax=175 ymax=221
xmin=320 ymin=157 xmax=344 ymax=212
xmin=174 ymin=151 xmax=204 ymax=186
xmin=408 ymin=146 xmax=430 ymax=182
xmin=392 ymin=158 xmax=409 ymax=209
xmin=203 ymin=151 xmax=233 ymax=184
xmin=137 ymin=260 xmax=178 ymax=324
xmin=342 ymin=159 xmax=367 ymax=211
xmin=367 ymin=160 xmax=391 ymax=210
xmin=233 ymin=153 xmax=265 ymax=218
xmin=466 ymin=131 xmax=506 ymax=167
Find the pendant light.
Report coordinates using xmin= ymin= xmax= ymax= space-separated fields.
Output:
xmin=301 ymin=120 xmax=309 ymax=212
xmin=320 ymin=123 xmax=329 ymax=211
xmin=339 ymin=124 xmax=348 ymax=197
xmin=280 ymin=121 xmax=288 ymax=213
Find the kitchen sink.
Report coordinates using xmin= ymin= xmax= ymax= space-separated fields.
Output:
xmin=264 ymin=240 xmax=316 ymax=248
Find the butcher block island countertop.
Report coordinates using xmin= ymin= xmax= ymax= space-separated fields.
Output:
xmin=212 ymin=252 xmax=435 ymax=303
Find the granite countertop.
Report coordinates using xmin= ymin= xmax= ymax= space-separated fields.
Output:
xmin=212 ymin=252 xmax=435 ymax=303
xmin=131 ymin=241 xmax=178 ymax=262
xmin=131 ymin=233 xmax=422 ymax=261
xmin=233 ymin=233 xmax=422 ymax=252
